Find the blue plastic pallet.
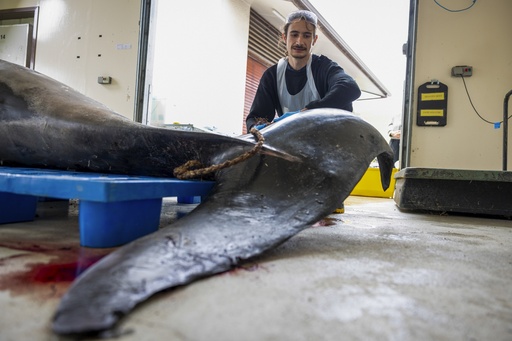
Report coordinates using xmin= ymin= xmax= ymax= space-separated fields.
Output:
xmin=0 ymin=167 xmax=215 ymax=248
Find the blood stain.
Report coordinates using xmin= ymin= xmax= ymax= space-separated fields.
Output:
xmin=312 ymin=217 xmax=340 ymax=227
xmin=30 ymin=256 xmax=104 ymax=283
xmin=0 ymin=241 xmax=113 ymax=298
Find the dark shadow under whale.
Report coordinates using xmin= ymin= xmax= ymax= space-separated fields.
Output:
xmin=0 ymin=59 xmax=394 ymax=336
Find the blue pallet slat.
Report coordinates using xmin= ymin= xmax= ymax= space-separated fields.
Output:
xmin=178 ymin=196 xmax=202 ymax=204
xmin=0 ymin=167 xmax=214 ymax=202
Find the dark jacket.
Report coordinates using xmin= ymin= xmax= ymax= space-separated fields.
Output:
xmin=246 ymin=54 xmax=361 ymax=130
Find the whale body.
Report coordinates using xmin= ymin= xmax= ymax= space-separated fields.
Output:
xmin=0 ymin=59 xmax=393 ymax=336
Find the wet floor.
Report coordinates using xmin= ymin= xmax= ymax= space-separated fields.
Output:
xmin=0 ymin=196 xmax=511 ymax=341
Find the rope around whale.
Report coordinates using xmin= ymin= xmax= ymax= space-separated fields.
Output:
xmin=173 ymin=127 xmax=265 ymax=180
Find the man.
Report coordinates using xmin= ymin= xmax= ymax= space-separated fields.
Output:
xmin=246 ymin=10 xmax=361 ymax=130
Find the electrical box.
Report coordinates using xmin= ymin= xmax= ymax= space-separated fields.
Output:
xmin=451 ymin=65 xmax=472 ymax=77
xmin=417 ymin=81 xmax=448 ymax=126
xmin=97 ymin=76 xmax=112 ymax=84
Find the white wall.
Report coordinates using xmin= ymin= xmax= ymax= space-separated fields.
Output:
xmin=0 ymin=0 xmax=264 ymax=135
xmin=411 ymin=0 xmax=512 ymax=170
xmin=1 ymin=0 xmax=141 ymax=120
xmin=149 ymin=0 xmax=251 ymax=135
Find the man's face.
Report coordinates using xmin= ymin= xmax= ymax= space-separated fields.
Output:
xmin=283 ymin=20 xmax=318 ymax=60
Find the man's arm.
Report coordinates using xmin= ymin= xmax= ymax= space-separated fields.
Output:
xmin=306 ymin=55 xmax=361 ymax=112
xmin=246 ymin=66 xmax=281 ymax=130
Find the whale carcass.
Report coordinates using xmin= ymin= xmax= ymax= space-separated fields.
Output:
xmin=0 ymin=60 xmax=394 ymax=336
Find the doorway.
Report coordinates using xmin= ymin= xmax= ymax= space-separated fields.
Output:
xmin=0 ymin=7 xmax=38 ymax=68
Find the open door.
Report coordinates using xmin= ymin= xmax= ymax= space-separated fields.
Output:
xmin=0 ymin=7 xmax=38 ymax=69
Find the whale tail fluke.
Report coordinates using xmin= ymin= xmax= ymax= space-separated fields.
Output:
xmin=377 ymin=150 xmax=395 ymax=191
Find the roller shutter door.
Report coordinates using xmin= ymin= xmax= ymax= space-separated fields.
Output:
xmin=242 ymin=9 xmax=286 ymax=133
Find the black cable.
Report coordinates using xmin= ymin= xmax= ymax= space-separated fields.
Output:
xmin=433 ymin=0 xmax=477 ymax=12
xmin=460 ymin=76 xmax=512 ymax=125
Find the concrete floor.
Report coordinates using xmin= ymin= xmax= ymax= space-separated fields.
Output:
xmin=0 ymin=196 xmax=511 ymax=341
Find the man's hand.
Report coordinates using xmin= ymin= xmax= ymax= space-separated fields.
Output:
xmin=273 ymin=110 xmax=301 ymax=123
xmin=254 ymin=110 xmax=303 ymax=130
xmin=389 ymin=130 xmax=401 ymax=139
xmin=253 ymin=117 xmax=271 ymax=130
